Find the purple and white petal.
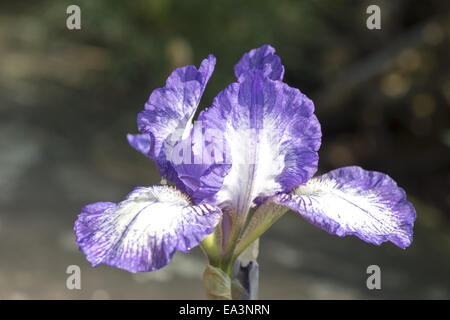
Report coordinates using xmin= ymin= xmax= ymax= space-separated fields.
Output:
xmin=176 ymin=162 xmax=230 ymax=204
xmin=75 ymin=185 xmax=222 ymax=272
xmin=234 ymin=44 xmax=284 ymax=81
xmin=272 ymin=166 xmax=416 ymax=249
xmin=170 ymin=122 xmax=232 ymax=204
xmin=129 ymin=55 xmax=216 ymax=181
xmin=200 ymin=69 xmax=321 ymax=216
xmin=127 ymin=133 xmax=151 ymax=156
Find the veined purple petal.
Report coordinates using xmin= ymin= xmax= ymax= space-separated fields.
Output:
xmin=127 ymin=133 xmax=151 ymax=156
xmin=128 ymin=55 xmax=216 ymax=182
xmin=234 ymin=44 xmax=284 ymax=81
xmin=170 ymin=121 xmax=232 ymax=204
xmin=75 ymin=185 xmax=222 ymax=273
xmin=199 ymin=69 xmax=321 ymax=217
xmin=177 ymin=162 xmax=230 ymax=204
xmin=271 ymin=166 xmax=416 ymax=249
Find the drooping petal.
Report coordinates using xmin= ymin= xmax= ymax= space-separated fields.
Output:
xmin=200 ymin=69 xmax=321 ymax=218
xmin=234 ymin=44 xmax=284 ymax=81
xmin=75 ymin=185 xmax=222 ymax=272
xmin=271 ymin=166 xmax=416 ymax=248
xmin=128 ymin=55 xmax=216 ymax=182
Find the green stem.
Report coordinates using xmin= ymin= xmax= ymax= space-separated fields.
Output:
xmin=233 ymin=202 xmax=288 ymax=261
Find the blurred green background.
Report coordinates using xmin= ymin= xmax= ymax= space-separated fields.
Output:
xmin=0 ymin=0 xmax=449 ymax=299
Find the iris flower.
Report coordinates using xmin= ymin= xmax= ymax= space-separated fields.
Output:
xmin=75 ymin=45 xmax=416 ymax=299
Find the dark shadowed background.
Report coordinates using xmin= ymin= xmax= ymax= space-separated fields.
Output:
xmin=0 ymin=0 xmax=449 ymax=299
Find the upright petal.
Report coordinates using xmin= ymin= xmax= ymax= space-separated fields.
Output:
xmin=272 ymin=166 xmax=416 ymax=248
xmin=128 ymin=55 xmax=216 ymax=182
xmin=201 ymin=69 xmax=321 ymax=218
xmin=234 ymin=44 xmax=284 ymax=81
xmin=75 ymin=185 xmax=222 ymax=272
